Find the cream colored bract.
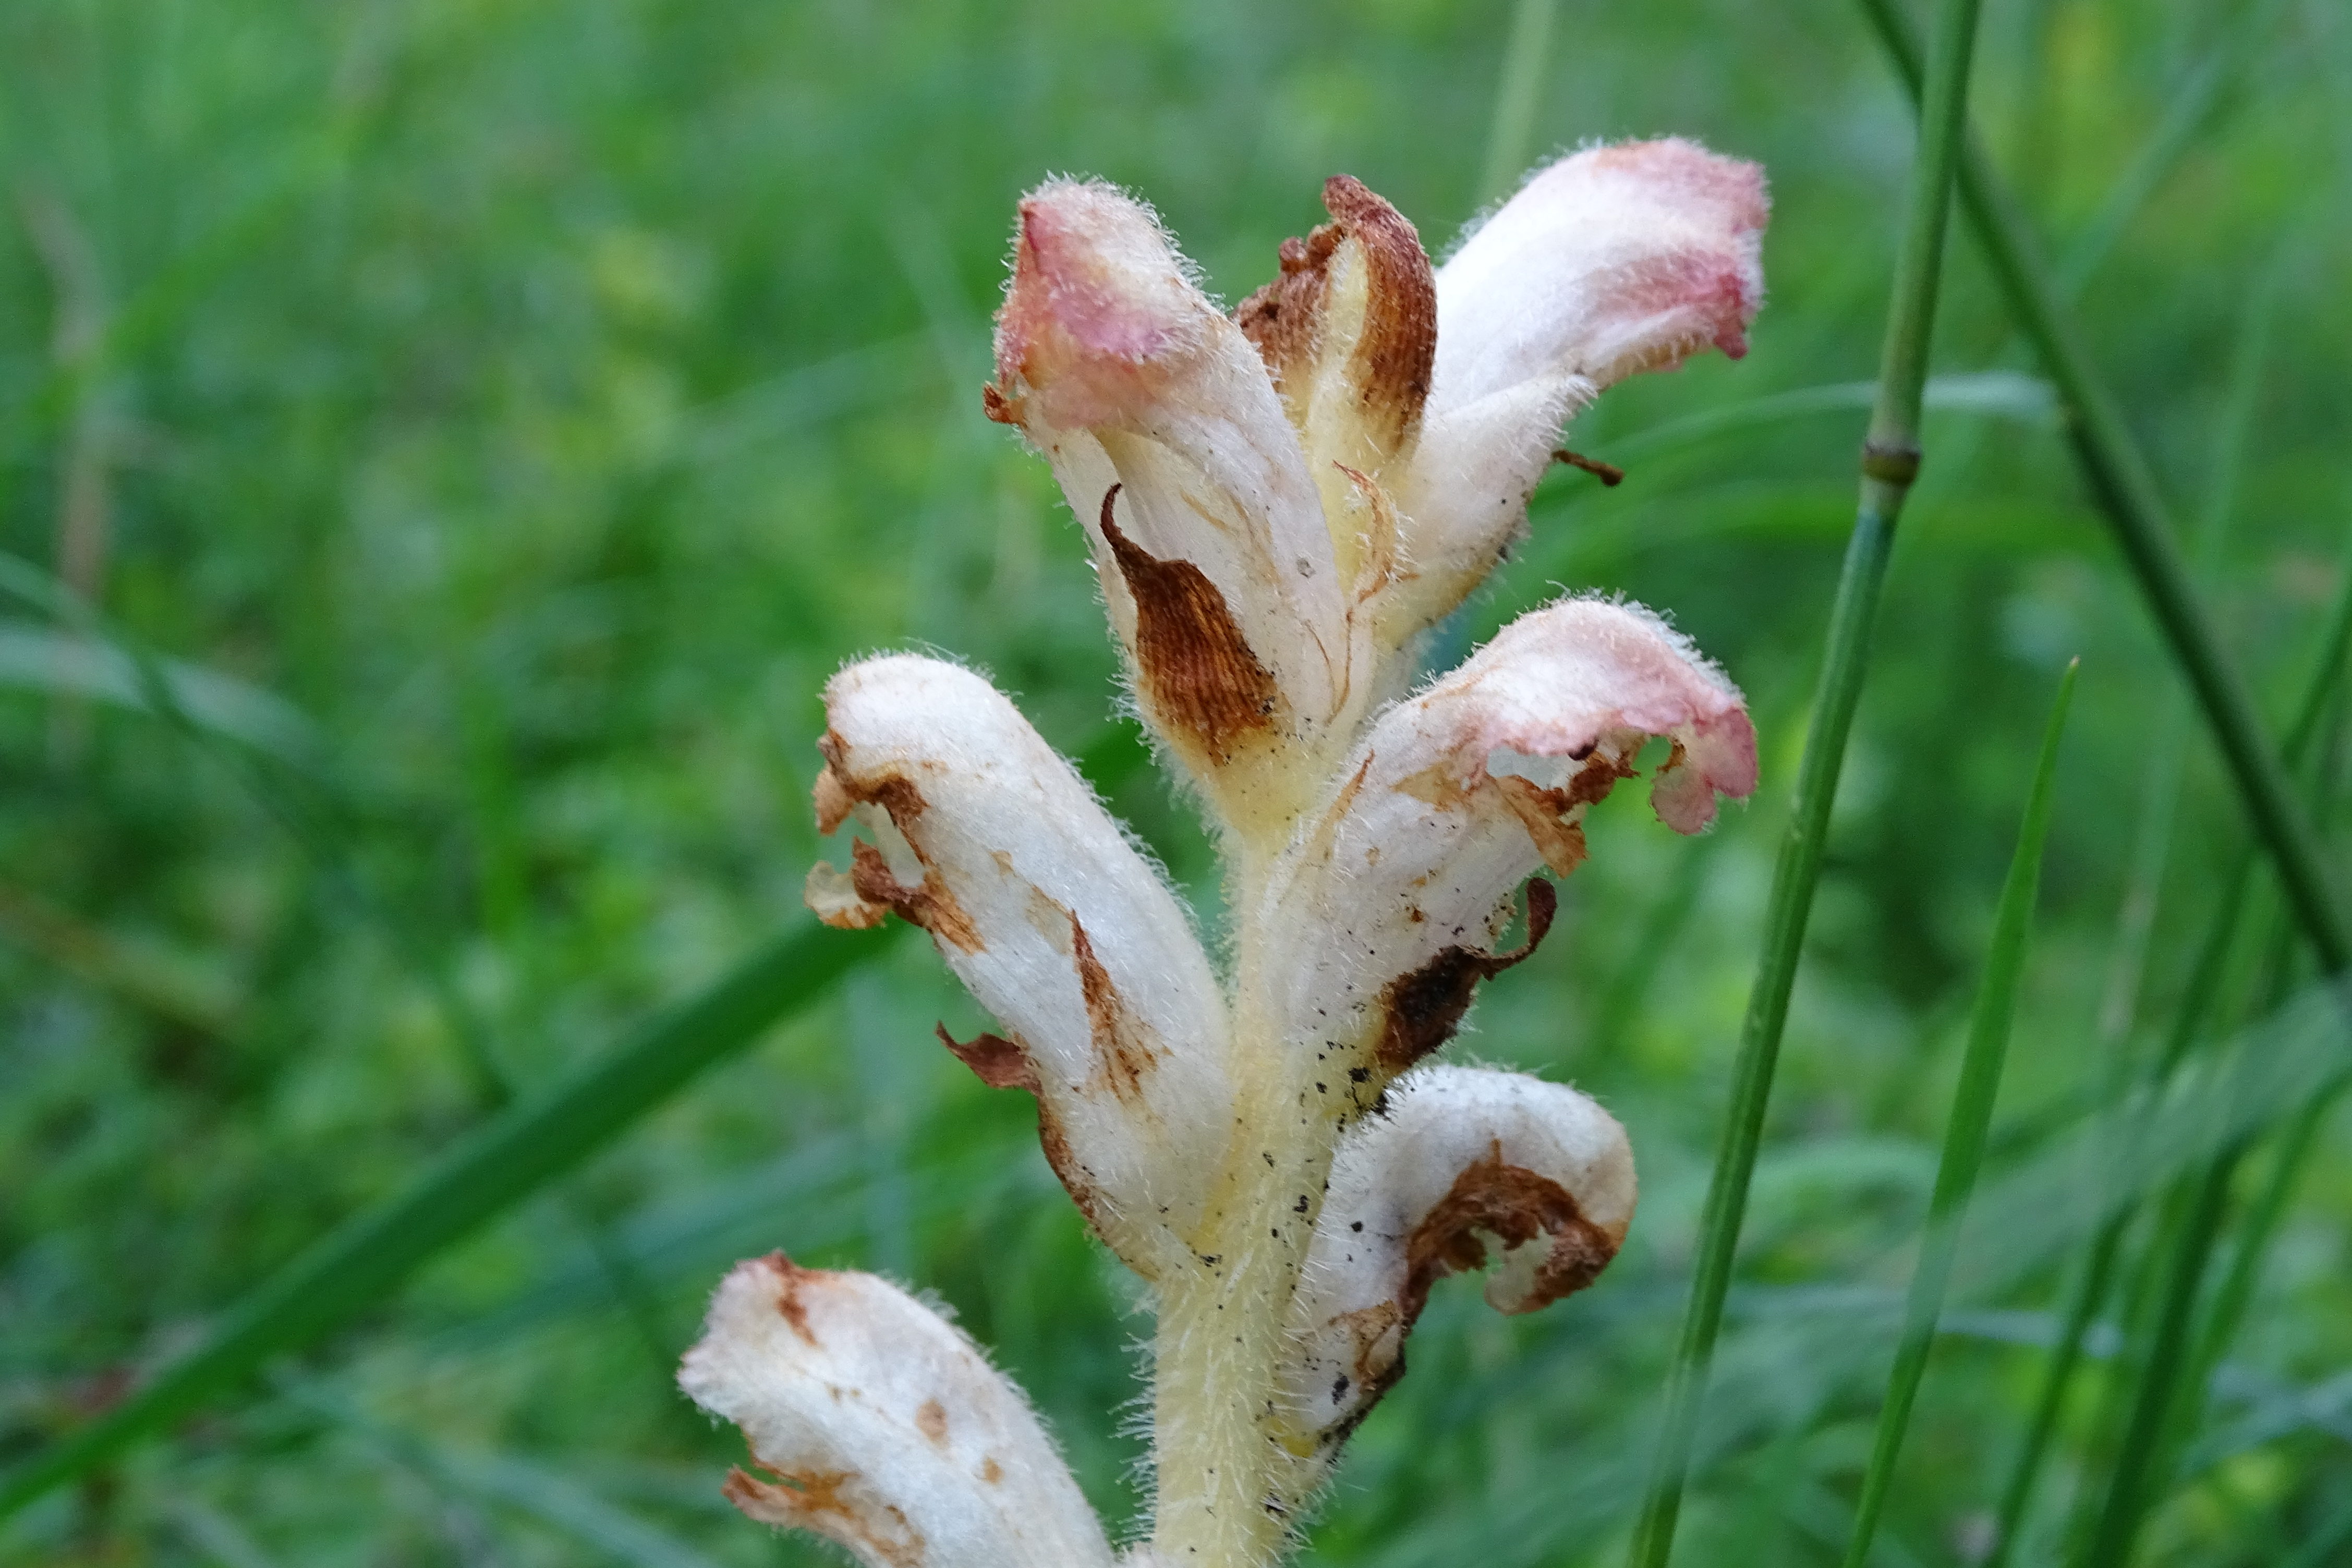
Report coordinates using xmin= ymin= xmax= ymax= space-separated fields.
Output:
xmin=683 ymin=143 xmax=1769 ymax=1568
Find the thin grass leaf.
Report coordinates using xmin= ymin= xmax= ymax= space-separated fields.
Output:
xmin=2079 ymin=678 xmax=2352 ymax=1566
xmin=1841 ymin=660 xmax=2075 ymax=1568
xmin=1854 ymin=0 xmax=2352 ymax=975
xmin=1475 ymin=0 xmax=1558 ymax=204
xmin=0 ymin=620 xmax=328 ymax=770
xmin=1985 ymin=526 xmax=2352 ymax=1564
xmin=2054 ymin=0 xmax=2298 ymax=295
xmin=2180 ymin=1361 xmax=2352 ymax=1478
xmin=2189 ymin=1093 xmax=2330 ymax=1393
xmin=2077 ymin=1142 xmax=2241 ymax=1568
xmin=1622 ymin=0 xmax=1987 ymax=1555
xmin=0 ymin=917 xmax=896 ymax=1522
xmin=278 ymin=1377 xmax=728 ymax=1568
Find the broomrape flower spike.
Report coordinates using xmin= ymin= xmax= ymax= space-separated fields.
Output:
xmin=684 ymin=141 xmax=1767 ymax=1568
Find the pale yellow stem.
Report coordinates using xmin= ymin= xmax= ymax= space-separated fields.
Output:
xmin=1149 ymin=855 xmax=1340 ymax=1567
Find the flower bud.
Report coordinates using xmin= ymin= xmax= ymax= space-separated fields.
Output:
xmin=681 ymin=1254 xmax=1116 ymax=1568
xmin=990 ymin=181 xmax=1347 ymax=817
xmin=1260 ymin=598 xmax=1756 ymax=1112
xmin=1236 ymin=175 xmax=1436 ymax=598
xmin=1275 ymin=1066 xmax=1635 ymax=1466
xmin=808 ymin=655 xmax=1232 ymax=1279
xmin=1388 ymin=140 xmax=1768 ymax=638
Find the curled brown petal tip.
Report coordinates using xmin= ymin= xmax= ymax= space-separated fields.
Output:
xmin=1235 ymin=174 xmax=1437 ymax=456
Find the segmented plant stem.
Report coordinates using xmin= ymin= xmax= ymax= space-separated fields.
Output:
xmin=1855 ymin=0 xmax=2352 ymax=976
xmin=1622 ymin=0 xmax=1985 ymax=1555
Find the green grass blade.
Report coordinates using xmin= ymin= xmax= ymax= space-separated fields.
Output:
xmin=1854 ymin=0 xmax=2352 ymax=978
xmin=1621 ymin=0 xmax=1987 ymax=1555
xmin=2054 ymin=0 xmax=2295 ymax=296
xmin=1476 ymin=0 xmax=1558 ymax=204
xmin=0 ymin=918 xmax=894 ymax=1523
xmin=1841 ymin=661 xmax=2076 ymax=1568
xmin=1984 ymin=1214 xmax=2124 ymax=1568
xmin=2189 ymin=1092 xmax=2329 ymax=1392
xmin=1983 ymin=531 xmax=2352 ymax=1562
xmin=2077 ymin=677 xmax=2352 ymax=1566
xmin=2076 ymin=1146 xmax=2240 ymax=1568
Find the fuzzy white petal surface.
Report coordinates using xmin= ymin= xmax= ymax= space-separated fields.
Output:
xmin=991 ymin=180 xmax=1345 ymax=778
xmin=680 ymin=1255 xmax=1115 ymax=1568
xmin=1390 ymin=140 xmax=1768 ymax=635
xmin=813 ymin=655 xmax=1231 ymax=1273
xmin=1277 ymin=1066 xmax=1635 ymax=1459
xmin=1262 ymin=598 xmax=1755 ymax=1105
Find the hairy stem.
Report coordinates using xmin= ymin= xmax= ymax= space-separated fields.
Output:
xmin=1151 ymin=1153 xmax=1313 ymax=1566
xmin=1151 ymin=879 xmax=1334 ymax=1567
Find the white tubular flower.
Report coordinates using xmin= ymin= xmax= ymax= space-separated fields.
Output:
xmin=1274 ymin=1067 xmax=1636 ymax=1470
xmin=1262 ymin=598 xmax=1756 ymax=1112
xmin=806 ymin=654 xmax=1231 ymax=1279
xmin=1388 ymin=140 xmax=1768 ymax=640
xmin=680 ymin=1254 xmax=1117 ymax=1568
xmin=988 ymin=180 xmax=1348 ymax=827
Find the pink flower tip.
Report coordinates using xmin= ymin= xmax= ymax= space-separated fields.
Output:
xmin=992 ymin=180 xmax=1210 ymax=427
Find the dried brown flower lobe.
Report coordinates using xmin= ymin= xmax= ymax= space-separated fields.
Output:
xmin=1237 ymin=174 xmax=1437 ymax=463
xmin=1098 ymin=485 xmax=1280 ymax=766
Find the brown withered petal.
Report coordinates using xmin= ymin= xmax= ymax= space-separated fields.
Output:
xmin=1372 ymin=878 xmax=1555 ymax=1076
xmin=1098 ymin=485 xmax=1280 ymax=765
xmin=1275 ymin=1067 xmax=1634 ymax=1466
xmin=1235 ymin=174 xmax=1437 ymax=463
xmin=811 ymin=655 xmax=1232 ymax=1276
xmin=680 ymin=1254 xmax=1116 ymax=1568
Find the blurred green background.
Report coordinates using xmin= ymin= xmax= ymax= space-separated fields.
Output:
xmin=4 ymin=0 xmax=2349 ymax=1562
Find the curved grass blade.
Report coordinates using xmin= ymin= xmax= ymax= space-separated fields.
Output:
xmin=1622 ymin=0 xmax=1989 ymax=1555
xmin=1984 ymin=529 xmax=2352 ymax=1564
xmin=0 ymin=918 xmax=895 ymax=1524
xmin=0 ymin=619 xmax=328 ymax=770
xmin=1840 ymin=661 xmax=2075 ymax=1568
xmin=1593 ymin=373 xmax=2056 ymax=470
xmin=1854 ymin=0 xmax=2352 ymax=977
